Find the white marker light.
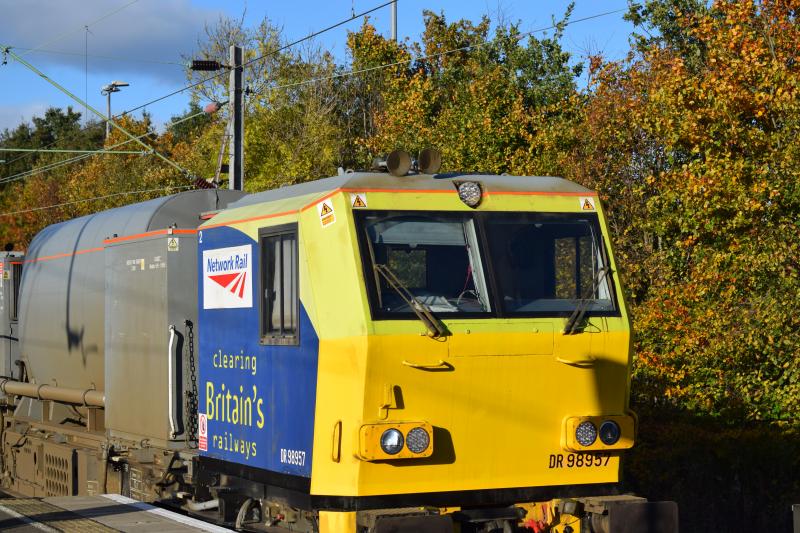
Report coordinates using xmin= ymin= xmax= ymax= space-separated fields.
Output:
xmin=575 ymin=421 xmax=597 ymax=446
xmin=457 ymin=181 xmax=482 ymax=208
xmin=406 ymin=427 xmax=430 ymax=454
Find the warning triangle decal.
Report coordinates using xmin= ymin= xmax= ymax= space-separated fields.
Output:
xmin=320 ymin=202 xmax=333 ymax=215
xmin=352 ymin=195 xmax=366 ymax=208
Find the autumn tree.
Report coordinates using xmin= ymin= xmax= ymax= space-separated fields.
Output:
xmin=357 ymin=7 xmax=582 ymax=174
xmin=577 ymin=0 xmax=800 ymax=422
xmin=337 ymin=19 xmax=413 ymax=167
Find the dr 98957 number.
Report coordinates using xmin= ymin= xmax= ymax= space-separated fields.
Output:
xmin=280 ymin=448 xmax=306 ymax=467
xmin=548 ymin=453 xmax=610 ymax=469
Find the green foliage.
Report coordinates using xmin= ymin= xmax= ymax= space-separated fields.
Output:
xmin=0 ymin=107 xmax=103 ymax=180
xmin=625 ymin=0 xmax=710 ymax=69
xmin=244 ymin=43 xmax=340 ymax=189
xmin=169 ymin=102 xmax=213 ymax=145
xmin=186 ymin=14 xmax=284 ymax=106
xmin=614 ymin=0 xmax=800 ymax=423
xmin=340 ymin=20 xmax=411 ymax=167
xmin=362 ymin=6 xmax=582 ymax=174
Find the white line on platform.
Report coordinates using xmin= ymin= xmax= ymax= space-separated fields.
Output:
xmin=101 ymin=494 xmax=232 ymax=532
xmin=0 ymin=503 xmax=60 ymax=532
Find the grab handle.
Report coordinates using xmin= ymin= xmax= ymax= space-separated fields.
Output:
xmin=402 ymin=359 xmax=452 ymax=371
xmin=556 ymin=355 xmax=596 ymax=367
xmin=168 ymin=325 xmax=178 ymax=439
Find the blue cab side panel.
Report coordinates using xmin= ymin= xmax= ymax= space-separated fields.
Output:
xmin=197 ymin=226 xmax=318 ymax=478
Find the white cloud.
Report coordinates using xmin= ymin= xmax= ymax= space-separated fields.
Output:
xmin=0 ymin=0 xmax=223 ymax=84
xmin=0 ymin=103 xmax=49 ymax=132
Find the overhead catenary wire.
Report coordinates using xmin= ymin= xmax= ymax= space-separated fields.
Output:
xmin=0 ymin=106 xmax=214 ymax=185
xmin=117 ymin=3 xmax=620 ymax=118
xmin=2 ymin=0 xmax=142 ymax=169
xmin=0 ymin=144 xmax=140 ymax=185
xmin=2 ymin=47 xmax=192 ymax=178
xmin=254 ymin=8 xmax=627 ymax=96
xmin=114 ymin=0 xmax=399 ymax=119
xmin=11 ymin=47 xmax=185 ymax=66
xmin=0 ymin=106 xmax=215 ymax=184
xmin=0 ymin=184 xmax=194 ymax=218
xmin=0 ymin=148 xmax=146 ymax=155
xmin=2 ymin=136 xmax=150 ymax=185
xmin=0 ymin=6 xmax=623 ymax=186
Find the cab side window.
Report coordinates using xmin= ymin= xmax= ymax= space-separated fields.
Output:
xmin=259 ymin=225 xmax=298 ymax=345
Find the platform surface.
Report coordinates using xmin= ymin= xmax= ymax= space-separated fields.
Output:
xmin=0 ymin=494 xmax=231 ymax=532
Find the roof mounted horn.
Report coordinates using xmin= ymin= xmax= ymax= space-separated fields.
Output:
xmin=386 ymin=150 xmax=412 ymax=177
xmin=418 ymin=148 xmax=442 ymax=174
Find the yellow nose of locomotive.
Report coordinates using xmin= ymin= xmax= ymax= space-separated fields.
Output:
xmin=306 ymin=174 xmax=635 ymax=502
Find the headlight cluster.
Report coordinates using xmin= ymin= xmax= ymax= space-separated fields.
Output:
xmin=360 ymin=422 xmax=434 ymax=460
xmin=563 ymin=415 xmax=634 ymax=452
xmin=380 ymin=426 xmax=430 ymax=455
xmin=575 ymin=420 xmax=620 ymax=446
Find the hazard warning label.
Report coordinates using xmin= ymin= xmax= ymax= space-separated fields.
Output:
xmin=350 ymin=193 xmax=367 ymax=209
xmin=198 ymin=413 xmax=208 ymax=451
xmin=580 ymin=197 xmax=596 ymax=211
xmin=318 ymin=199 xmax=336 ymax=227
xmin=167 ymin=237 xmax=179 ymax=252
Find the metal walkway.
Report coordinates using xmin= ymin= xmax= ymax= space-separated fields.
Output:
xmin=0 ymin=494 xmax=231 ymax=532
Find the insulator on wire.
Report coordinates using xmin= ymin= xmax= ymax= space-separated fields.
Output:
xmin=190 ymin=60 xmax=223 ymax=71
xmin=204 ymin=102 xmax=223 ymax=114
xmin=193 ymin=177 xmax=216 ymax=189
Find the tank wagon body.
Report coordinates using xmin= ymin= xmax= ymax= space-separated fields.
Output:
xmin=0 ymin=170 xmax=677 ymax=533
xmin=19 ymin=190 xmax=244 ymax=392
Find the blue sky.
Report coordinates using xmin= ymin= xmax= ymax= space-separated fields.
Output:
xmin=0 ymin=0 xmax=635 ymax=132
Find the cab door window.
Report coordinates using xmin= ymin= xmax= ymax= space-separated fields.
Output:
xmin=260 ymin=225 xmax=298 ymax=345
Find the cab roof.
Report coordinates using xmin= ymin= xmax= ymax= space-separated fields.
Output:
xmin=227 ymin=172 xmax=593 ymax=210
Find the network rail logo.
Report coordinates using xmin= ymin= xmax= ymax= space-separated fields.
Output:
xmin=203 ymin=244 xmax=253 ymax=309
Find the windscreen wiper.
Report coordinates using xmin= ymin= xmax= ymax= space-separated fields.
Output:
xmin=374 ymin=263 xmax=448 ymax=338
xmin=563 ymin=266 xmax=611 ymax=335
